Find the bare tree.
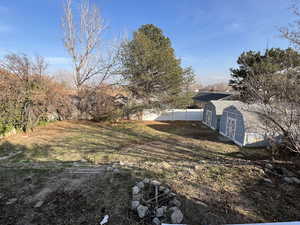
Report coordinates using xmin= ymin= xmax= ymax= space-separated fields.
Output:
xmin=242 ymin=62 xmax=300 ymax=154
xmin=0 ymin=53 xmax=48 ymax=81
xmin=63 ymin=0 xmax=119 ymax=89
xmin=280 ymin=2 xmax=300 ymax=49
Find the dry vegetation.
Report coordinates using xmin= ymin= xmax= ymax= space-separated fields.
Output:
xmin=0 ymin=121 xmax=299 ymax=225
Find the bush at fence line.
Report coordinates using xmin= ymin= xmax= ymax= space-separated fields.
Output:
xmin=0 ymin=70 xmax=73 ymax=135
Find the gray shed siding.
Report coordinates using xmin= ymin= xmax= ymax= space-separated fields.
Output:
xmin=203 ymin=103 xmax=218 ymax=130
xmin=220 ymin=105 xmax=245 ymax=145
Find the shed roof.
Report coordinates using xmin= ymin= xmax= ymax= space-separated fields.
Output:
xmin=193 ymin=92 xmax=232 ymax=102
xmin=225 ymin=101 xmax=266 ymax=133
xmin=210 ymin=100 xmax=240 ymax=115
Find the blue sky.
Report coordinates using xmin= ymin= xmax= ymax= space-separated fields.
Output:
xmin=0 ymin=0 xmax=296 ymax=84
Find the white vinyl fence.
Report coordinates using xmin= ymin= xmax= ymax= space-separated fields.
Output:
xmin=142 ymin=109 xmax=203 ymax=121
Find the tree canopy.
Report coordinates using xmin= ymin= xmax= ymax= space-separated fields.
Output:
xmin=121 ymin=24 xmax=194 ymax=108
xmin=229 ymin=48 xmax=300 ymax=101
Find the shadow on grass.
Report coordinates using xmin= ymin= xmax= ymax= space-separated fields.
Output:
xmin=1 ymin=161 xmax=292 ymax=225
xmin=0 ymin=120 xmax=272 ymax=168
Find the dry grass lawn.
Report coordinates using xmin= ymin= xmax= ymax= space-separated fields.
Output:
xmin=0 ymin=120 xmax=299 ymax=225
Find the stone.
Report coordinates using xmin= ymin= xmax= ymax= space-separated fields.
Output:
xmin=236 ymin=153 xmax=244 ymax=157
xmin=34 ymin=200 xmax=44 ymax=208
xmin=159 ymin=186 xmax=166 ymax=192
xmin=132 ymin=193 xmax=142 ymax=201
xmin=163 ymin=188 xmax=170 ymax=194
xmin=281 ymin=168 xmax=295 ymax=177
xmin=151 ymin=180 xmax=161 ymax=186
xmin=265 ymin=163 xmax=273 ymax=169
xmin=171 ymin=208 xmax=184 ymax=224
xmin=284 ymin=177 xmax=294 ymax=184
xmin=291 ymin=177 xmax=300 ymax=184
xmin=0 ymin=193 xmax=4 ymax=200
xmin=168 ymin=192 xmax=176 ymax=198
xmin=131 ymin=201 xmax=140 ymax=210
xmin=195 ymin=200 xmax=208 ymax=208
xmin=263 ymin=178 xmax=273 ymax=184
xmin=132 ymin=186 xmax=140 ymax=195
xmin=152 ymin=217 xmax=161 ymax=225
xmin=143 ymin=178 xmax=150 ymax=184
xmin=170 ymin=198 xmax=181 ymax=207
xmin=264 ymin=168 xmax=272 ymax=173
xmin=113 ymin=168 xmax=120 ymax=174
xmin=194 ymin=165 xmax=202 ymax=170
xmin=73 ymin=162 xmax=80 ymax=167
xmin=23 ymin=176 xmax=33 ymax=183
xmin=137 ymin=205 xmax=148 ymax=218
xmin=106 ymin=167 xmax=113 ymax=172
xmin=169 ymin=206 xmax=179 ymax=212
xmin=137 ymin=181 xmax=145 ymax=189
xmin=6 ymin=198 xmax=17 ymax=205
xmin=156 ymin=207 xmax=165 ymax=217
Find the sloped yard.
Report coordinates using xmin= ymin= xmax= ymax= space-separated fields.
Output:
xmin=0 ymin=121 xmax=299 ymax=225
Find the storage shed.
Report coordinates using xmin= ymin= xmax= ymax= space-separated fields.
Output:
xmin=203 ymin=100 xmax=239 ymax=130
xmin=219 ymin=102 xmax=268 ymax=147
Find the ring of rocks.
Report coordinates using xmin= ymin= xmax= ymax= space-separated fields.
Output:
xmin=131 ymin=178 xmax=184 ymax=225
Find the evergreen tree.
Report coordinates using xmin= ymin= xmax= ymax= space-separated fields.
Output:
xmin=230 ymin=48 xmax=300 ymax=100
xmin=121 ymin=24 xmax=193 ymax=108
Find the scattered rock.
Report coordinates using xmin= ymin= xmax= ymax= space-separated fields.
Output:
xmin=73 ymin=162 xmax=80 ymax=167
xmin=283 ymin=177 xmax=294 ymax=184
xmin=265 ymin=163 xmax=273 ymax=169
xmin=163 ymin=188 xmax=170 ymax=194
xmin=106 ymin=167 xmax=113 ymax=172
xmin=156 ymin=207 xmax=165 ymax=217
xmin=151 ymin=180 xmax=161 ymax=186
xmin=264 ymin=168 xmax=271 ymax=172
xmin=137 ymin=181 xmax=145 ymax=189
xmin=23 ymin=176 xmax=33 ymax=183
xmin=137 ymin=205 xmax=148 ymax=218
xmin=170 ymin=198 xmax=181 ymax=207
xmin=113 ymin=168 xmax=120 ymax=174
xmin=6 ymin=198 xmax=17 ymax=205
xmin=0 ymin=193 xmax=4 ymax=199
xmin=263 ymin=178 xmax=273 ymax=184
xmin=131 ymin=201 xmax=140 ymax=210
xmin=152 ymin=217 xmax=161 ymax=225
xmin=170 ymin=208 xmax=184 ymax=224
xmin=143 ymin=178 xmax=150 ymax=184
xmin=195 ymin=200 xmax=208 ymax=208
xmin=236 ymin=153 xmax=244 ymax=157
xmin=34 ymin=200 xmax=44 ymax=208
xmin=291 ymin=177 xmax=300 ymax=184
xmin=132 ymin=186 xmax=140 ymax=195
xmin=168 ymin=192 xmax=176 ymax=198
xmin=132 ymin=193 xmax=142 ymax=201
xmin=281 ymin=168 xmax=295 ymax=177
xmin=0 ymin=151 xmax=22 ymax=161
xmin=169 ymin=206 xmax=179 ymax=212
xmin=159 ymin=186 xmax=166 ymax=192
xmin=194 ymin=165 xmax=202 ymax=170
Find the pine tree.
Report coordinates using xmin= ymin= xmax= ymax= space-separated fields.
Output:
xmin=121 ymin=24 xmax=193 ymax=108
xmin=230 ymin=48 xmax=300 ymax=101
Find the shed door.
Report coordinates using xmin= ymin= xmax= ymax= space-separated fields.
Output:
xmin=206 ymin=110 xmax=212 ymax=126
xmin=226 ymin=117 xmax=236 ymax=139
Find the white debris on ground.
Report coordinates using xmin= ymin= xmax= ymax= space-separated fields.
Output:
xmin=99 ymin=215 xmax=109 ymax=225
